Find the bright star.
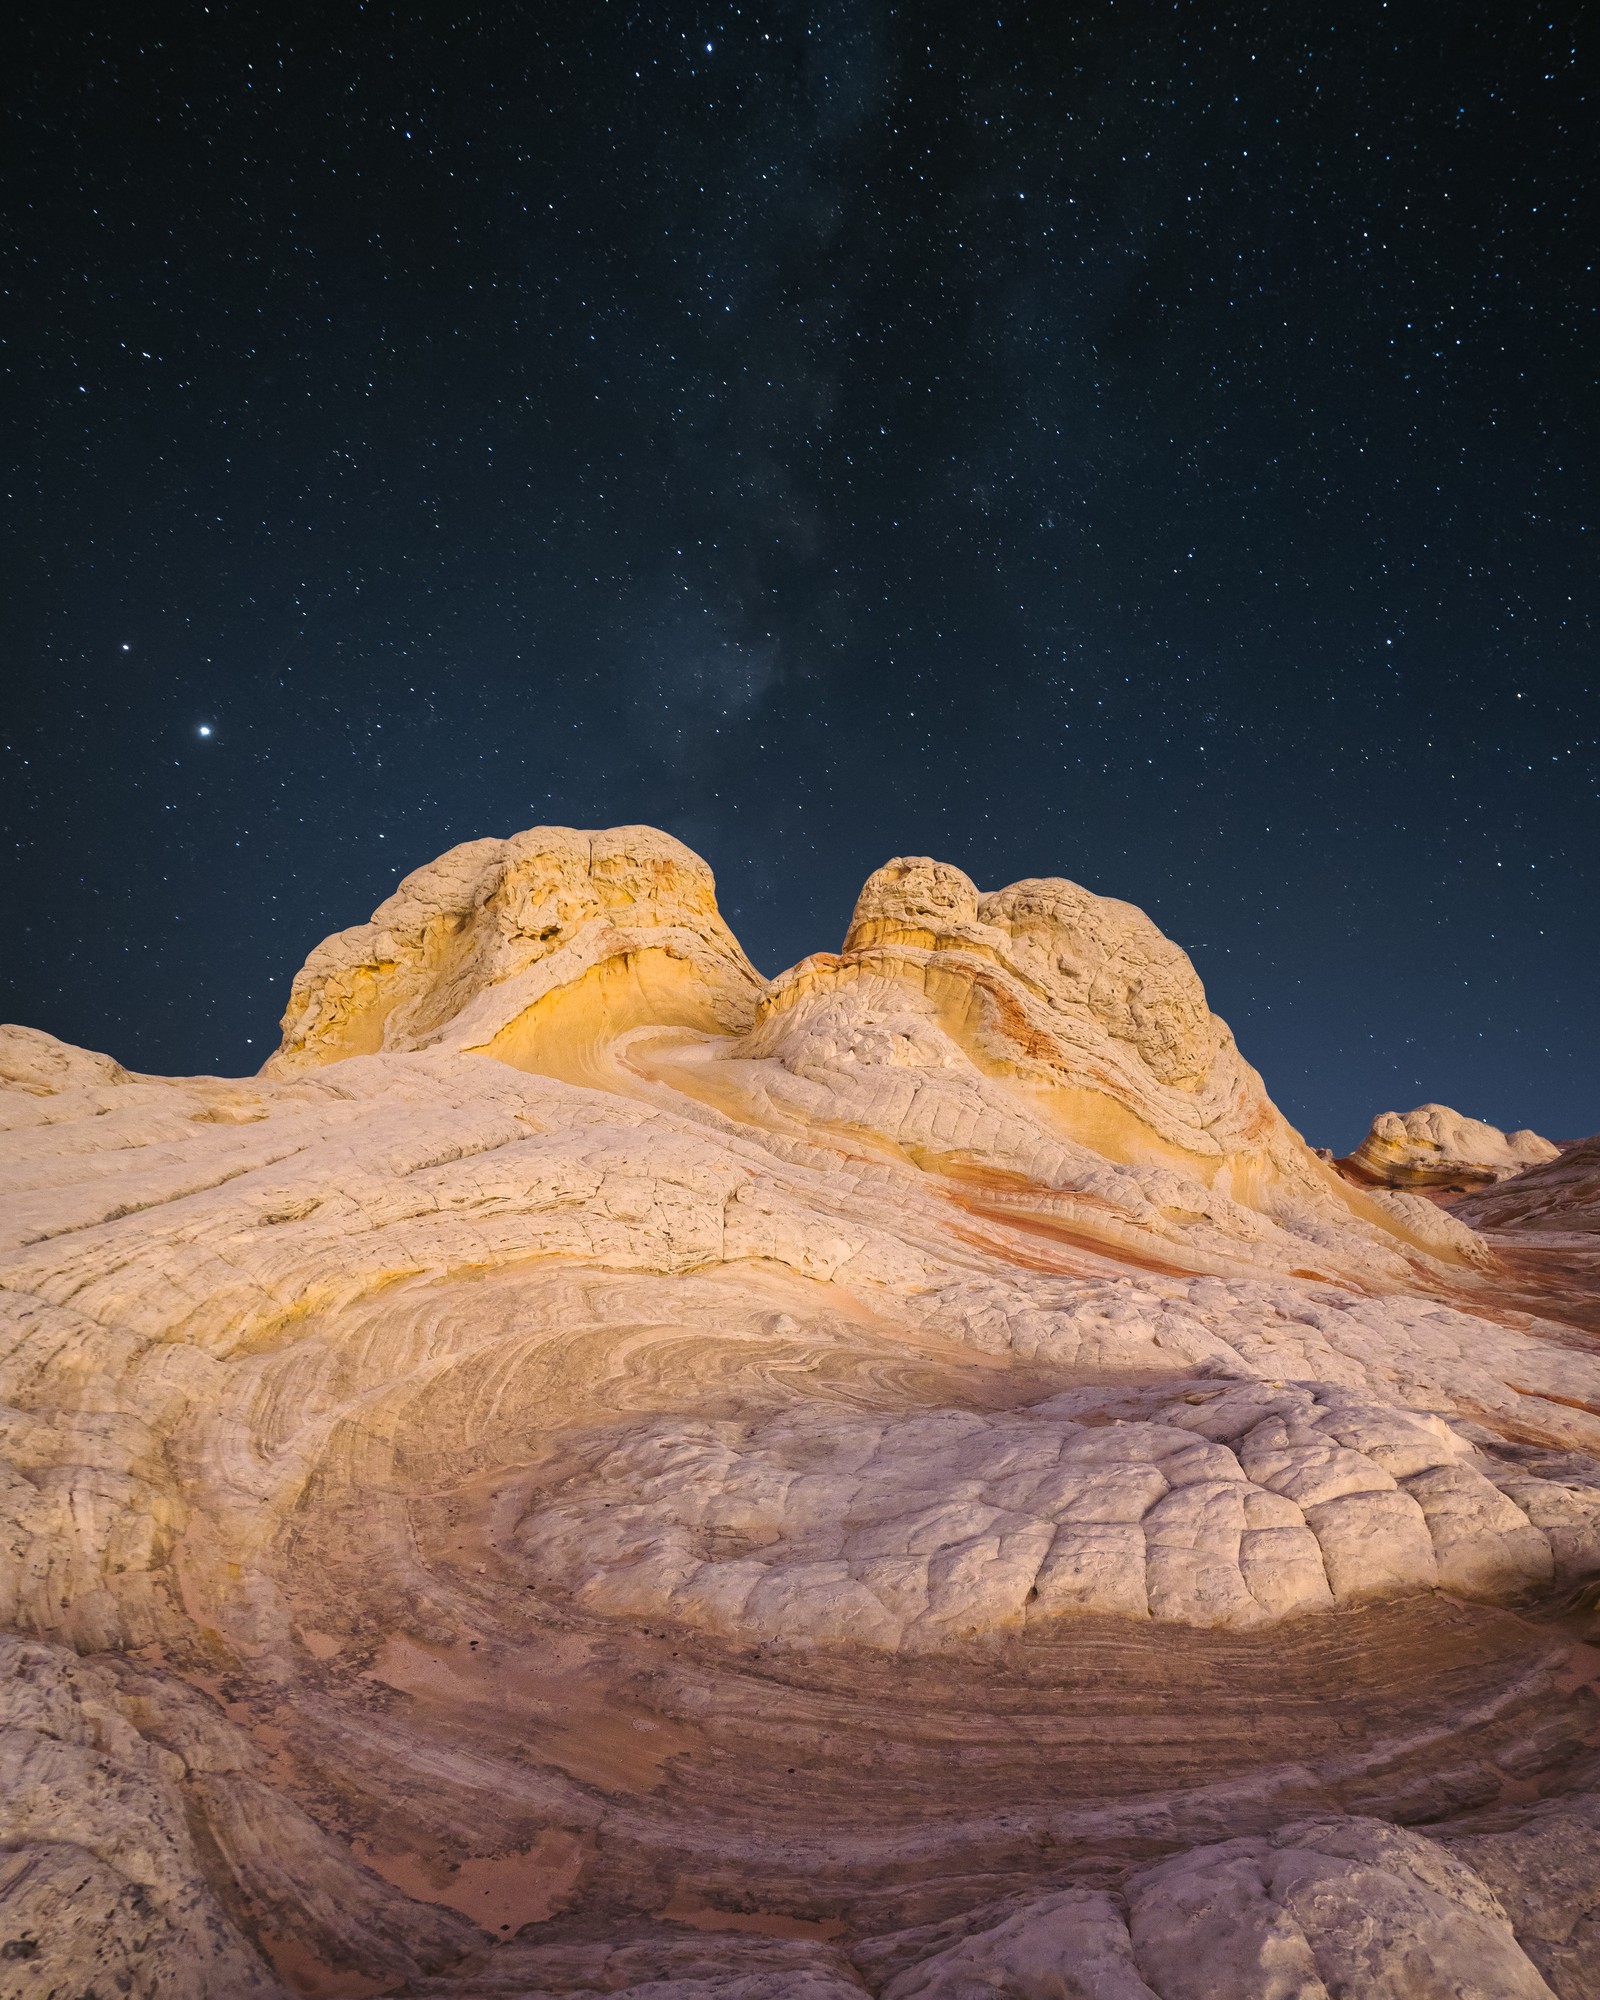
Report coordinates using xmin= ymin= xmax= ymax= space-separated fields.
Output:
xmin=197 ymin=725 xmax=212 ymax=738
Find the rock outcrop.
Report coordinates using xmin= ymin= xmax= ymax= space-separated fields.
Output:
xmin=266 ymin=824 xmax=764 ymax=1080
xmin=3 ymin=826 xmax=1599 ymax=1998
xmin=1458 ymin=1133 xmax=1600 ymax=1235
xmin=0 ymin=1021 xmax=130 ymax=1095
xmin=1341 ymin=1102 xmax=1560 ymax=1191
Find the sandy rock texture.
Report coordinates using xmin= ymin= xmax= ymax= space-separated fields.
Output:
xmin=1451 ymin=1134 xmax=1600 ymax=1349
xmin=265 ymin=824 xmax=764 ymax=1079
xmin=1459 ymin=1134 xmax=1600 ymax=1235
xmin=516 ymin=1382 xmax=1563 ymax=1648
xmin=3 ymin=827 xmax=1599 ymax=1997
xmin=1341 ymin=1102 xmax=1560 ymax=1191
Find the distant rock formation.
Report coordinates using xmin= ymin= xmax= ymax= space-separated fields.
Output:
xmin=1339 ymin=1101 xmax=1560 ymax=1190
xmin=4 ymin=826 xmax=1599 ymax=1998
xmin=1458 ymin=1132 xmax=1600 ymax=1234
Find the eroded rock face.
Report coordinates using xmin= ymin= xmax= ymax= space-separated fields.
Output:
xmin=265 ymin=824 xmax=765 ymax=1078
xmin=756 ymin=856 xmax=1306 ymax=1196
xmin=0 ymin=1022 xmax=129 ymax=1095
xmin=0 ymin=1633 xmax=479 ymax=1998
xmin=864 ymin=1818 xmax=1560 ymax=2000
xmin=3 ymin=826 xmax=1599 ymax=1998
xmin=1342 ymin=1102 xmax=1561 ymax=1191
xmin=515 ymin=1382 xmax=1563 ymax=1649
xmin=1458 ymin=1133 xmax=1600 ymax=1234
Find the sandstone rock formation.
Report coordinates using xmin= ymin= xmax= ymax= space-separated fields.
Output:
xmin=1458 ymin=1133 xmax=1600 ymax=1235
xmin=265 ymin=825 xmax=764 ymax=1080
xmin=1450 ymin=1134 xmax=1600 ymax=1345
xmin=3 ymin=828 xmax=1599 ymax=1998
xmin=1340 ymin=1102 xmax=1560 ymax=1191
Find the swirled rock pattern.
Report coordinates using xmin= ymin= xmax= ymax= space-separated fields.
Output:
xmin=3 ymin=827 xmax=1599 ymax=1998
xmin=1341 ymin=1102 xmax=1560 ymax=1191
xmin=1459 ymin=1133 xmax=1600 ymax=1235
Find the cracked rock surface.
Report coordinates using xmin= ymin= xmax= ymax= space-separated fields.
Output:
xmin=2 ymin=827 xmax=1598 ymax=1997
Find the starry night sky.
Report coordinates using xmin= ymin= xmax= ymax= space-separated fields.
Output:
xmin=4 ymin=3 xmax=1595 ymax=1151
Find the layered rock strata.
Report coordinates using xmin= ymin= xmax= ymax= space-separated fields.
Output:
xmin=2 ymin=829 xmax=1599 ymax=1998
xmin=1341 ymin=1102 xmax=1560 ymax=1191
xmin=1460 ymin=1134 xmax=1600 ymax=1235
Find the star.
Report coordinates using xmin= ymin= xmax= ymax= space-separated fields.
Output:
xmin=3 ymin=2 xmax=1590 ymax=1147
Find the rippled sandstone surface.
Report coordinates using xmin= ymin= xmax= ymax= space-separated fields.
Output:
xmin=4 ymin=825 xmax=1599 ymax=1999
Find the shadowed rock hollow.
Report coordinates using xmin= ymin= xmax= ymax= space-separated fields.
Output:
xmin=4 ymin=826 xmax=1599 ymax=1998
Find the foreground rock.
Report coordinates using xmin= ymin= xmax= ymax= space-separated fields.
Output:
xmin=2 ymin=828 xmax=1598 ymax=1997
xmin=1340 ymin=1102 xmax=1560 ymax=1191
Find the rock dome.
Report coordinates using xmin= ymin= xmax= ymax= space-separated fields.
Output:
xmin=1341 ymin=1102 xmax=1560 ymax=1191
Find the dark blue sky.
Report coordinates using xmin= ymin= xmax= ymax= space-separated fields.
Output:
xmin=4 ymin=2 xmax=1595 ymax=1152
